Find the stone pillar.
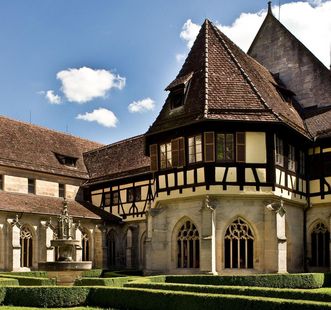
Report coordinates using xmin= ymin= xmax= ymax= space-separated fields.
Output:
xmin=75 ymin=228 xmax=83 ymax=262
xmin=7 ymin=216 xmax=22 ymax=271
xmin=144 ymin=201 xmax=153 ymax=273
xmin=126 ymin=228 xmax=132 ymax=268
xmin=266 ymin=200 xmax=287 ymax=273
xmin=200 ymin=196 xmax=217 ymax=274
xmin=40 ymin=220 xmax=55 ymax=262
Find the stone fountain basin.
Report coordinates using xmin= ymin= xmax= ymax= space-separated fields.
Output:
xmin=39 ymin=261 xmax=92 ymax=271
xmin=51 ymin=239 xmax=81 ymax=247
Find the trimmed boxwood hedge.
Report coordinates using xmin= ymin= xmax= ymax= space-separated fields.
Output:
xmin=87 ymin=287 xmax=331 ymax=310
xmin=0 ymin=271 xmax=48 ymax=278
xmin=0 ymin=278 xmax=19 ymax=287
xmin=4 ymin=287 xmax=90 ymax=307
xmin=125 ymin=282 xmax=331 ymax=302
xmin=0 ymin=274 xmax=55 ymax=286
xmin=80 ymin=269 xmax=103 ymax=278
xmin=74 ymin=276 xmax=138 ymax=287
xmin=103 ymin=269 xmax=143 ymax=278
xmin=164 ymin=273 xmax=325 ymax=289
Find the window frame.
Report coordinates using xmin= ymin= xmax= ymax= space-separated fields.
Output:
xmin=275 ymin=136 xmax=284 ymax=167
xmin=0 ymin=175 xmax=3 ymax=191
xmin=188 ymin=134 xmax=203 ymax=164
xmin=288 ymin=144 xmax=296 ymax=172
xmin=59 ymin=183 xmax=65 ymax=198
xmin=216 ymin=133 xmax=234 ymax=162
xmin=28 ymin=178 xmax=35 ymax=194
xmin=127 ymin=187 xmax=141 ymax=203
xmin=160 ymin=142 xmax=172 ymax=169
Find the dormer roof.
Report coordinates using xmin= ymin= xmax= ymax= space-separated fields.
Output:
xmin=146 ymin=19 xmax=308 ymax=137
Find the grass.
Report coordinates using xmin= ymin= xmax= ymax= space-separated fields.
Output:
xmin=0 ymin=307 xmax=115 ymax=310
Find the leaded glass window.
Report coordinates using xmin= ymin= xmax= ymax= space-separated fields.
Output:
xmin=177 ymin=221 xmax=200 ymax=268
xmin=188 ymin=135 xmax=202 ymax=164
xmin=311 ymin=222 xmax=330 ymax=267
xmin=224 ymin=218 xmax=254 ymax=269
xmin=20 ymin=226 xmax=33 ymax=267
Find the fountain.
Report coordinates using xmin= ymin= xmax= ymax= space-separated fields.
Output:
xmin=39 ymin=200 xmax=92 ymax=274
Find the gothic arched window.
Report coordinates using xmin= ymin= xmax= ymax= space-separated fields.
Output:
xmin=224 ymin=218 xmax=254 ymax=269
xmin=311 ymin=222 xmax=330 ymax=267
xmin=20 ymin=226 xmax=33 ymax=267
xmin=177 ymin=220 xmax=200 ymax=268
xmin=81 ymin=229 xmax=90 ymax=261
xmin=107 ymin=230 xmax=116 ymax=267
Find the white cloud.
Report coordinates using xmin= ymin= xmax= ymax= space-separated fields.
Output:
xmin=176 ymin=53 xmax=186 ymax=63
xmin=57 ymin=67 xmax=126 ymax=103
xmin=128 ymin=98 xmax=155 ymax=113
xmin=180 ymin=19 xmax=201 ymax=48
xmin=76 ymin=108 xmax=118 ymax=128
xmin=180 ymin=1 xmax=331 ymax=67
xmin=45 ymin=90 xmax=61 ymax=104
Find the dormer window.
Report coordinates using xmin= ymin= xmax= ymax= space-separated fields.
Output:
xmin=55 ymin=153 xmax=78 ymax=167
xmin=165 ymin=72 xmax=193 ymax=110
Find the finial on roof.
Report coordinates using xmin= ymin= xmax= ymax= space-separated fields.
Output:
xmin=268 ymin=1 xmax=273 ymax=14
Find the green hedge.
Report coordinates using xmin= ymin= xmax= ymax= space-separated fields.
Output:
xmin=87 ymin=287 xmax=331 ymax=310
xmin=80 ymin=269 xmax=103 ymax=278
xmin=0 ymin=271 xmax=48 ymax=278
xmin=0 ymin=274 xmax=55 ymax=286
xmin=1 ymin=286 xmax=331 ymax=309
xmin=4 ymin=287 xmax=89 ymax=307
xmin=164 ymin=273 xmax=325 ymax=289
xmin=103 ymin=269 xmax=143 ymax=278
xmin=125 ymin=282 xmax=331 ymax=302
xmin=0 ymin=278 xmax=19 ymax=287
xmin=74 ymin=276 xmax=138 ymax=287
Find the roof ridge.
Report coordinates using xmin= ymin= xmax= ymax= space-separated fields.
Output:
xmin=0 ymin=114 xmax=103 ymax=147
xmin=208 ymin=22 xmax=283 ymax=123
xmin=203 ymin=19 xmax=209 ymax=118
xmin=84 ymin=134 xmax=145 ymax=155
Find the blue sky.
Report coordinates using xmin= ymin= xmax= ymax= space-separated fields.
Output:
xmin=0 ymin=0 xmax=330 ymax=144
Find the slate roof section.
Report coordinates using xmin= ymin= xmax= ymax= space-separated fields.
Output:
xmin=83 ymin=135 xmax=150 ymax=184
xmin=248 ymin=7 xmax=331 ymax=109
xmin=305 ymin=109 xmax=331 ymax=139
xmin=146 ymin=19 xmax=308 ymax=137
xmin=0 ymin=115 xmax=102 ymax=178
xmin=0 ymin=191 xmax=103 ymax=220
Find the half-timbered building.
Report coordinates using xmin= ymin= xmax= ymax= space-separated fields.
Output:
xmin=0 ymin=4 xmax=330 ymax=274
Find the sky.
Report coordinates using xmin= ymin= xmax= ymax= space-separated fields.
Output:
xmin=0 ymin=0 xmax=330 ymax=145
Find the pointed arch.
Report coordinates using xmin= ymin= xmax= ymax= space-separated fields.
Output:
xmin=80 ymin=227 xmax=91 ymax=261
xmin=20 ymin=224 xmax=34 ymax=268
xmin=107 ymin=229 xmax=117 ymax=267
xmin=310 ymin=221 xmax=330 ymax=267
xmin=173 ymin=217 xmax=200 ymax=269
xmin=224 ymin=217 xmax=254 ymax=269
xmin=140 ymin=231 xmax=147 ymax=268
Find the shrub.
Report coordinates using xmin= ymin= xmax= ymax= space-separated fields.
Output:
xmin=0 ymin=278 xmax=19 ymax=287
xmin=0 ymin=287 xmax=6 ymax=304
xmin=0 ymin=274 xmax=55 ymax=286
xmin=87 ymin=287 xmax=331 ymax=310
xmin=81 ymin=269 xmax=103 ymax=278
xmin=165 ymin=273 xmax=325 ymax=289
xmin=103 ymin=269 xmax=143 ymax=278
xmin=4 ymin=287 xmax=89 ymax=307
xmin=324 ymin=273 xmax=331 ymax=287
xmin=125 ymin=282 xmax=331 ymax=302
xmin=74 ymin=276 xmax=138 ymax=287
xmin=0 ymin=271 xmax=48 ymax=278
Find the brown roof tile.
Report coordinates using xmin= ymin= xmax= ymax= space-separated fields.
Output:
xmin=0 ymin=115 xmax=102 ymax=178
xmin=305 ymin=109 xmax=331 ymax=139
xmin=146 ymin=19 xmax=309 ymax=137
xmin=0 ymin=191 xmax=101 ymax=219
xmin=83 ymin=135 xmax=150 ymax=183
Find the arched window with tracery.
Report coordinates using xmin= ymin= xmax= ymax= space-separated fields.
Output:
xmin=107 ymin=230 xmax=116 ymax=267
xmin=224 ymin=218 xmax=254 ymax=269
xmin=311 ymin=222 xmax=330 ymax=267
xmin=20 ymin=226 xmax=33 ymax=268
xmin=81 ymin=229 xmax=90 ymax=261
xmin=177 ymin=220 xmax=200 ymax=268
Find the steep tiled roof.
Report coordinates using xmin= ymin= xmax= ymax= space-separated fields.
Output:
xmin=0 ymin=191 xmax=102 ymax=219
xmin=305 ymin=109 xmax=331 ymax=139
xmin=0 ymin=116 xmax=102 ymax=178
xmin=248 ymin=8 xmax=331 ymax=109
xmin=146 ymin=20 xmax=308 ymax=137
xmin=83 ymin=135 xmax=150 ymax=184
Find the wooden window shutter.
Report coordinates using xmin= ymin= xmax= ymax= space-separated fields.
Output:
xmin=178 ymin=137 xmax=185 ymax=167
xmin=172 ymin=139 xmax=180 ymax=167
xmin=236 ymin=132 xmax=245 ymax=163
xmin=150 ymin=144 xmax=158 ymax=171
xmin=204 ymin=132 xmax=215 ymax=162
